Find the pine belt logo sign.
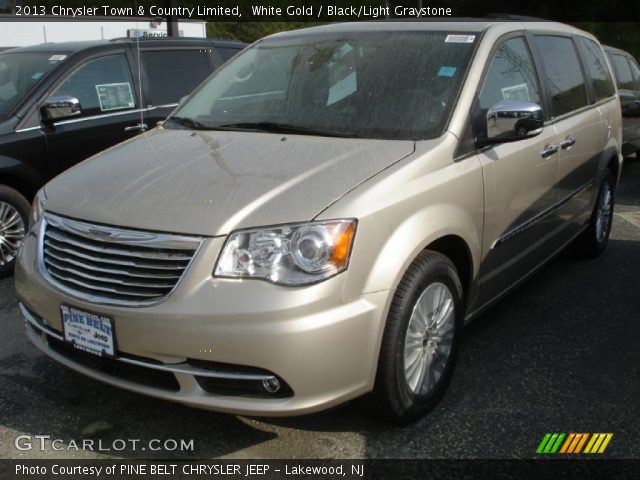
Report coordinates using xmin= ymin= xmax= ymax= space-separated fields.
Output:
xmin=536 ymin=433 xmax=613 ymax=454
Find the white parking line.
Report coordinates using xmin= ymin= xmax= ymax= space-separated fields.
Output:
xmin=616 ymin=212 xmax=640 ymax=230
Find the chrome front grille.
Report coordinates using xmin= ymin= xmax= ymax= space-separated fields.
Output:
xmin=40 ymin=213 xmax=202 ymax=306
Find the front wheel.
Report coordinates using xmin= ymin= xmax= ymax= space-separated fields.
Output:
xmin=0 ymin=185 xmax=30 ymax=278
xmin=363 ymin=251 xmax=463 ymax=423
xmin=577 ymin=171 xmax=615 ymax=258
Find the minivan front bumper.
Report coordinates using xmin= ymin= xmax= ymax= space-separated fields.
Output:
xmin=15 ymin=229 xmax=389 ymax=416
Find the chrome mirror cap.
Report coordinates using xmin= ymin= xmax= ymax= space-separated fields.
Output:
xmin=485 ymin=100 xmax=544 ymax=144
xmin=41 ymin=96 xmax=82 ymax=121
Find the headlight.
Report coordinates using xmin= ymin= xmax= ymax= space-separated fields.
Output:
xmin=214 ymin=219 xmax=357 ymax=285
xmin=29 ymin=188 xmax=46 ymax=231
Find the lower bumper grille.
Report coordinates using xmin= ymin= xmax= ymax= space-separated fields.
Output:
xmin=46 ymin=334 xmax=181 ymax=392
xmin=22 ymin=303 xmax=293 ymax=399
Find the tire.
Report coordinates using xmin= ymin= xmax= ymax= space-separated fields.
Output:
xmin=0 ymin=185 xmax=30 ymax=278
xmin=577 ymin=170 xmax=615 ymax=258
xmin=362 ymin=250 xmax=464 ymax=423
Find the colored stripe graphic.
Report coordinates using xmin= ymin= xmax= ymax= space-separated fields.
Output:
xmin=536 ymin=433 xmax=552 ymax=454
xmin=537 ymin=433 xmax=613 ymax=454
xmin=574 ymin=433 xmax=589 ymax=453
xmin=597 ymin=434 xmax=613 ymax=453
xmin=550 ymin=433 xmax=565 ymax=453
xmin=559 ymin=433 xmax=576 ymax=453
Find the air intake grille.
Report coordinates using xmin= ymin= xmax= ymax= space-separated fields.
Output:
xmin=41 ymin=213 xmax=201 ymax=306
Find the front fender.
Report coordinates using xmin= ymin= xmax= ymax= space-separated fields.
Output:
xmin=0 ymin=156 xmax=43 ymax=194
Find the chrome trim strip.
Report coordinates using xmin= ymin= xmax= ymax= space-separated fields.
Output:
xmin=46 ymin=229 xmax=194 ymax=260
xmin=148 ymin=103 xmax=179 ymax=109
xmin=19 ymin=303 xmax=275 ymax=382
xmin=43 ymin=243 xmax=187 ymax=271
xmin=51 ymin=103 xmax=180 ymax=127
xmin=45 ymin=213 xmax=201 ymax=249
xmin=38 ymin=213 xmax=205 ymax=307
xmin=43 ymin=249 xmax=181 ymax=278
xmin=44 ymin=258 xmax=176 ymax=288
xmin=46 ymin=269 xmax=163 ymax=298
xmin=53 ymin=108 xmax=146 ymax=126
xmin=118 ymin=357 xmax=276 ymax=381
xmin=491 ymin=180 xmax=594 ymax=250
xmin=14 ymin=126 xmax=41 ymax=133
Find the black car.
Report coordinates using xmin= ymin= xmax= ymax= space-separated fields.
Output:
xmin=603 ymin=45 xmax=640 ymax=157
xmin=0 ymin=37 xmax=244 ymax=276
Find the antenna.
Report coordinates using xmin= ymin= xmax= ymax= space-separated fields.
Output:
xmin=134 ymin=0 xmax=147 ymax=132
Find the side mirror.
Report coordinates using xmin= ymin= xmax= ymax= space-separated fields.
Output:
xmin=482 ymin=100 xmax=544 ymax=145
xmin=41 ymin=96 xmax=82 ymax=122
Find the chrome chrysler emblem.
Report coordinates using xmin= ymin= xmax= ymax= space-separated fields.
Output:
xmin=88 ymin=228 xmax=112 ymax=237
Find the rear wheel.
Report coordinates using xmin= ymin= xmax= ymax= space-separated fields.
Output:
xmin=0 ymin=186 xmax=30 ymax=278
xmin=364 ymin=251 xmax=463 ymax=423
xmin=578 ymin=170 xmax=615 ymax=258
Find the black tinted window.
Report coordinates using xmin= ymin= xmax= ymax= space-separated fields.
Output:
xmin=0 ymin=51 xmax=65 ymax=119
xmin=479 ymin=36 xmax=541 ymax=110
xmin=216 ymin=47 xmax=242 ymax=63
xmin=141 ymin=50 xmax=214 ymax=105
xmin=629 ymin=57 xmax=640 ymax=91
xmin=535 ymin=36 xmax=588 ymax=117
xmin=610 ymin=53 xmax=634 ymax=90
xmin=52 ymin=54 xmax=136 ymax=117
xmin=579 ymin=38 xmax=615 ymax=101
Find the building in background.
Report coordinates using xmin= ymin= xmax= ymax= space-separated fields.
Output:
xmin=0 ymin=18 xmax=206 ymax=49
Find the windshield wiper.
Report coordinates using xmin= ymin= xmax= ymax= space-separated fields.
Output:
xmin=214 ymin=122 xmax=361 ymax=138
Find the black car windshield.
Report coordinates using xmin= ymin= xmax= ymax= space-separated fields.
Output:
xmin=170 ymin=31 xmax=477 ymax=140
xmin=0 ymin=51 xmax=68 ymax=120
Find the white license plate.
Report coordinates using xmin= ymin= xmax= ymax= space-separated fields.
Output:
xmin=60 ymin=305 xmax=115 ymax=357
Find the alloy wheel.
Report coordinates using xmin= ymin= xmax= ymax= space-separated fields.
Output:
xmin=595 ymin=181 xmax=613 ymax=243
xmin=403 ymin=282 xmax=456 ymax=395
xmin=0 ymin=201 xmax=26 ymax=266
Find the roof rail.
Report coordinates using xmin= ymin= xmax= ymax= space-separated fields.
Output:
xmin=108 ymin=36 xmax=213 ymax=42
xmin=485 ymin=13 xmax=551 ymax=21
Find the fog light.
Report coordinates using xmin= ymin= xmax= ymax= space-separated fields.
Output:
xmin=262 ymin=378 xmax=281 ymax=393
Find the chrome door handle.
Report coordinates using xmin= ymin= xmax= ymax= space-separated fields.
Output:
xmin=124 ymin=123 xmax=148 ymax=133
xmin=560 ymin=136 xmax=576 ymax=150
xmin=541 ymin=144 xmax=559 ymax=158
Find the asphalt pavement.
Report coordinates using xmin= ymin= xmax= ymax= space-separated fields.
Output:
xmin=1 ymin=160 xmax=639 ymax=460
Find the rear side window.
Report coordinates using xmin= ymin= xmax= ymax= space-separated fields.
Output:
xmin=627 ymin=56 xmax=640 ymax=91
xmin=534 ymin=36 xmax=589 ymax=117
xmin=51 ymin=54 xmax=137 ymax=118
xmin=578 ymin=38 xmax=615 ymax=101
xmin=478 ymin=36 xmax=542 ymax=110
xmin=609 ymin=53 xmax=634 ymax=90
xmin=141 ymin=49 xmax=215 ymax=106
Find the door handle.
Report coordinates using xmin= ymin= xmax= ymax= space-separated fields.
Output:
xmin=540 ymin=144 xmax=559 ymax=158
xmin=124 ymin=123 xmax=148 ymax=133
xmin=560 ymin=136 xmax=576 ymax=150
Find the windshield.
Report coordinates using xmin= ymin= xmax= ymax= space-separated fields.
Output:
xmin=170 ymin=31 xmax=477 ymax=140
xmin=0 ymin=51 xmax=67 ymax=120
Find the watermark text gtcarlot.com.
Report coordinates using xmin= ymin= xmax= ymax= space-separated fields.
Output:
xmin=14 ymin=435 xmax=194 ymax=452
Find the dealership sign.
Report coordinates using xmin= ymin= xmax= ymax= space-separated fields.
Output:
xmin=127 ymin=29 xmax=183 ymax=38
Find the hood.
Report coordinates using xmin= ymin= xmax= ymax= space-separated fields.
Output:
xmin=44 ymin=127 xmax=414 ymax=236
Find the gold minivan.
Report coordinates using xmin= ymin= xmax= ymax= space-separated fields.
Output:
xmin=15 ymin=21 xmax=622 ymax=422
